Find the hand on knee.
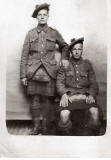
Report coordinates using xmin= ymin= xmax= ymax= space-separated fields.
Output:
xmin=60 ymin=110 xmax=71 ymax=124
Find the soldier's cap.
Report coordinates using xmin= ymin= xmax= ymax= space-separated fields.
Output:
xmin=69 ymin=37 xmax=84 ymax=51
xmin=32 ymin=3 xmax=50 ymax=18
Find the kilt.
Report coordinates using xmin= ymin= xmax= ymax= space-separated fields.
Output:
xmin=27 ymin=77 xmax=56 ymax=96
xmin=55 ymin=100 xmax=102 ymax=125
xmin=56 ymin=100 xmax=99 ymax=112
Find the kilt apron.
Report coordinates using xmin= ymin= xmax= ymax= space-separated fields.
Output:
xmin=27 ymin=66 xmax=56 ymax=96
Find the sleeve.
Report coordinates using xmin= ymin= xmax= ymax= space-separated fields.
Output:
xmin=87 ymin=60 xmax=99 ymax=97
xmin=55 ymin=30 xmax=69 ymax=60
xmin=56 ymin=66 xmax=70 ymax=96
xmin=20 ymin=32 xmax=30 ymax=79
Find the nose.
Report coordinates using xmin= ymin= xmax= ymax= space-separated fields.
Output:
xmin=41 ymin=15 xmax=44 ymax=19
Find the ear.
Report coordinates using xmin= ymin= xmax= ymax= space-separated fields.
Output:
xmin=47 ymin=12 xmax=49 ymax=18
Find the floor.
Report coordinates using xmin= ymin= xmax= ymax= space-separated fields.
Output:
xmin=6 ymin=119 xmax=106 ymax=136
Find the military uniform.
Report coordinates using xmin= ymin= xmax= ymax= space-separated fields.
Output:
xmin=56 ymin=57 xmax=99 ymax=111
xmin=20 ymin=24 xmax=69 ymax=123
xmin=56 ymin=37 xmax=103 ymax=135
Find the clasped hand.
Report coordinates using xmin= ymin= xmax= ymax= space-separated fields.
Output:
xmin=60 ymin=59 xmax=69 ymax=68
xmin=21 ymin=78 xmax=28 ymax=86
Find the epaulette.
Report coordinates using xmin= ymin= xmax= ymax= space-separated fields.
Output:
xmin=84 ymin=59 xmax=92 ymax=65
xmin=49 ymin=26 xmax=57 ymax=32
xmin=29 ymin=27 xmax=37 ymax=33
xmin=49 ymin=26 xmax=55 ymax=30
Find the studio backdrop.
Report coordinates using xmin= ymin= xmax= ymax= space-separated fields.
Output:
xmin=4 ymin=0 xmax=107 ymax=120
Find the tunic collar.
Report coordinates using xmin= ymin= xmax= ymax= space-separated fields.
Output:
xmin=70 ymin=57 xmax=83 ymax=65
xmin=37 ymin=24 xmax=48 ymax=33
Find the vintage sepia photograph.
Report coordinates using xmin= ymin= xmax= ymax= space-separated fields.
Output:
xmin=1 ymin=0 xmax=110 ymax=157
xmin=5 ymin=0 xmax=107 ymax=136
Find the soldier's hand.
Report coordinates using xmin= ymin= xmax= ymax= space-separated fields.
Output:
xmin=86 ymin=95 xmax=95 ymax=104
xmin=60 ymin=59 xmax=69 ymax=68
xmin=60 ymin=93 xmax=69 ymax=107
xmin=21 ymin=78 xmax=28 ymax=86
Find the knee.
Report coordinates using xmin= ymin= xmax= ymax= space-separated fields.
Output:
xmin=60 ymin=110 xmax=71 ymax=124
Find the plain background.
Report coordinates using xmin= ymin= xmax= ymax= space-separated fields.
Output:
xmin=3 ymin=0 xmax=107 ymax=120
xmin=0 ymin=0 xmax=111 ymax=157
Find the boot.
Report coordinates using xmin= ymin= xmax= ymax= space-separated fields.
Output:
xmin=58 ymin=120 xmax=72 ymax=136
xmin=29 ymin=118 xmax=40 ymax=135
xmin=41 ymin=118 xmax=48 ymax=135
xmin=87 ymin=119 xmax=101 ymax=136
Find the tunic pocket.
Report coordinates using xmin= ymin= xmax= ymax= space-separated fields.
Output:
xmin=27 ymin=61 xmax=33 ymax=66
xmin=46 ymin=37 xmax=56 ymax=51
xmin=66 ymin=71 xmax=74 ymax=76
xmin=66 ymin=71 xmax=74 ymax=87
xmin=49 ymin=60 xmax=57 ymax=65
xmin=80 ymin=71 xmax=88 ymax=86
xmin=80 ymin=72 xmax=88 ymax=78
xmin=30 ymin=37 xmax=38 ymax=51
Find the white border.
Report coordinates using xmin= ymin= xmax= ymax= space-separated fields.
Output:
xmin=0 ymin=0 xmax=111 ymax=157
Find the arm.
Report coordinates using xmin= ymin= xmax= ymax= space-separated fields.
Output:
xmin=86 ymin=61 xmax=99 ymax=104
xmin=56 ymin=30 xmax=69 ymax=60
xmin=20 ymin=32 xmax=30 ymax=79
xmin=56 ymin=66 xmax=70 ymax=96
xmin=88 ymin=61 xmax=99 ymax=98
xmin=56 ymin=66 xmax=70 ymax=107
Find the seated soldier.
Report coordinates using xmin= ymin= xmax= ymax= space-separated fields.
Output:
xmin=56 ymin=37 xmax=103 ymax=135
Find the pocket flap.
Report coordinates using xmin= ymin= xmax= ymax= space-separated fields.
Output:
xmin=80 ymin=72 xmax=87 ymax=77
xmin=46 ymin=37 xmax=55 ymax=42
xmin=30 ymin=37 xmax=38 ymax=42
xmin=27 ymin=61 xmax=33 ymax=66
xmin=49 ymin=60 xmax=57 ymax=65
xmin=66 ymin=71 xmax=74 ymax=76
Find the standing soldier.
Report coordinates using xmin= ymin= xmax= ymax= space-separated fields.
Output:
xmin=20 ymin=3 xmax=69 ymax=135
xmin=56 ymin=37 xmax=103 ymax=135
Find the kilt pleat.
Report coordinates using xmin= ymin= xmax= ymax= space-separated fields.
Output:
xmin=27 ymin=78 xmax=56 ymax=96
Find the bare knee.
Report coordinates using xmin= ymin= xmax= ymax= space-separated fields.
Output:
xmin=60 ymin=110 xmax=71 ymax=124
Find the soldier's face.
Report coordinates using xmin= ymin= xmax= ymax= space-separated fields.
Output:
xmin=71 ymin=43 xmax=83 ymax=59
xmin=37 ymin=9 xmax=49 ymax=25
